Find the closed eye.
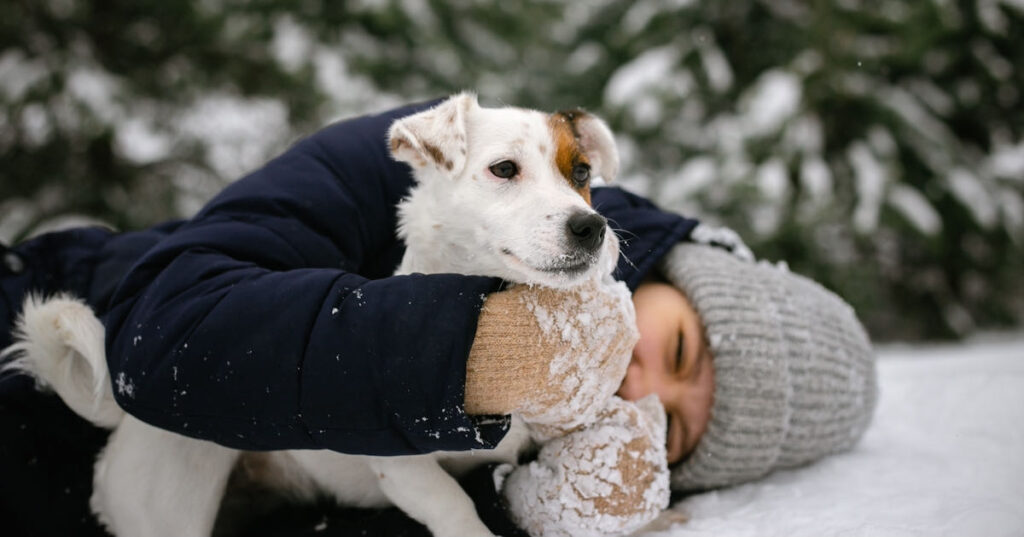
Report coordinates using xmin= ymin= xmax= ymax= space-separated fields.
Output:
xmin=674 ymin=330 xmax=684 ymax=372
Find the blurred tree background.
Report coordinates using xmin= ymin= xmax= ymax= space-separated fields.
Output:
xmin=1 ymin=0 xmax=1022 ymax=341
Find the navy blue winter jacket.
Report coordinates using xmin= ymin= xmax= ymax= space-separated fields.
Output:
xmin=1 ymin=100 xmax=698 ymax=459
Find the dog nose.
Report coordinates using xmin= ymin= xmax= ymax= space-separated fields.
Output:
xmin=566 ymin=211 xmax=607 ymax=252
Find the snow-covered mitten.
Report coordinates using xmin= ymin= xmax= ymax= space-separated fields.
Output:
xmin=465 ymin=278 xmax=639 ymax=439
xmin=498 ymin=395 xmax=670 ymax=537
xmin=688 ymin=223 xmax=755 ymax=262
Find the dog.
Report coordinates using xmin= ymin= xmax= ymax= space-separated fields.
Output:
xmin=1 ymin=93 xmax=622 ymax=537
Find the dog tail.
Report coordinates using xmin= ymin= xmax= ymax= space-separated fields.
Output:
xmin=1 ymin=294 xmax=123 ymax=428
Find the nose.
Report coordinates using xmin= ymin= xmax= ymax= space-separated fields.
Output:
xmin=566 ymin=211 xmax=607 ymax=252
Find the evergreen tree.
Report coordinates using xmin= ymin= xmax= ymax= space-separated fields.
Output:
xmin=1 ymin=0 xmax=1022 ymax=339
xmin=584 ymin=0 xmax=1024 ymax=339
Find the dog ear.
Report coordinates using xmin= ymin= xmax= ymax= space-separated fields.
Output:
xmin=388 ymin=92 xmax=477 ymax=177
xmin=574 ymin=114 xmax=620 ymax=183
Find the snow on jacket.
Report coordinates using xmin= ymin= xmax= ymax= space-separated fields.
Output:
xmin=1 ymin=100 xmax=698 ymax=458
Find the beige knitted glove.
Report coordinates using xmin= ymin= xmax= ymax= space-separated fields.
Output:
xmin=497 ymin=395 xmax=670 ymax=537
xmin=464 ymin=278 xmax=638 ymax=439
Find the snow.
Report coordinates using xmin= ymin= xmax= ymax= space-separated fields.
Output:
xmin=739 ymin=69 xmax=801 ymax=138
xmin=114 ymin=116 xmax=173 ymax=165
xmin=849 ymin=141 xmax=887 ymax=233
xmin=504 ymin=395 xmax=669 ymax=537
xmin=114 ymin=371 xmax=135 ymax=398
xmin=798 ymin=156 xmax=833 ymax=208
xmin=987 ymin=142 xmax=1024 ymax=181
xmin=0 ymin=50 xmax=49 ymax=101
xmin=635 ymin=333 xmax=1024 ymax=537
xmin=977 ymin=0 xmax=1013 ymax=35
xmin=751 ymin=158 xmax=790 ymax=235
xmin=176 ymin=94 xmax=290 ymax=182
xmin=19 ymin=104 xmax=52 ymax=148
xmin=661 ymin=157 xmax=716 ymax=205
xmin=997 ymin=188 xmax=1024 ymax=242
xmin=516 ymin=278 xmax=638 ymax=438
xmin=271 ymin=15 xmax=314 ymax=73
xmin=946 ymin=168 xmax=997 ymax=230
xmin=695 ymin=31 xmax=733 ymax=93
xmin=783 ymin=114 xmax=824 ymax=154
xmin=66 ymin=66 xmax=122 ymax=124
xmin=565 ymin=42 xmax=605 ymax=75
xmin=906 ymin=78 xmax=954 ymax=116
xmin=887 ymin=184 xmax=942 ymax=236
xmin=878 ymin=87 xmax=956 ymax=171
xmin=604 ymin=46 xmax=683 ymax=109
xmin=622 ymin=0 xmax=698 ymax=35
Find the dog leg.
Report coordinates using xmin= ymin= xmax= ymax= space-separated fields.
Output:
xmin=92 ymin=415 xmax=238 ymax=537
xmin=285 ymin=449 xmax=391 ymax=508
xmin=370 ymin=456 xmax=496 ymax=537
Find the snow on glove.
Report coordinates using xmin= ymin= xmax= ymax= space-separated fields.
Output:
xmin=497 ymin=395 xmax=670 ymax=537
xmin=464 ymin=277 xmax=638 ymax=440
xmin=688 ymin=223 xmax=755 ymax=262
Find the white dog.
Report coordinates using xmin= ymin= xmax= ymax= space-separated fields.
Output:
xmin=1 ymin=93 xmax=622 ymax=537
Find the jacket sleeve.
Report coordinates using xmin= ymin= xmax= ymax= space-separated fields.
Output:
xmin=102 ymin=101 xmax=508 ymax=456
xmin=591 ymin=186 xmax=700 ymax=291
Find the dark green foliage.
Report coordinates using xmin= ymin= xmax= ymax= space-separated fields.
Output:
xmin=2 ymin=0 xmax=1022 ymax=340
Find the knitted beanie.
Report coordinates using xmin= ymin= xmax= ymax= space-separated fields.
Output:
xmin=660 ymin=242 xmax=877 ymax=492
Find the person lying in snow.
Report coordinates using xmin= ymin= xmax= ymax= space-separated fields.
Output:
xmin=0 ymin=99 xmax=877 ymax=537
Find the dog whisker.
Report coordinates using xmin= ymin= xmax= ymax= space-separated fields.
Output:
xmin=610 ymin=227 xmax=639 ymax=252
xmin=603 ymin=216 xmax=638 ymax=240
xmin=609 ymin=229 xmax=639 ymax=271
xmin=617 ymin=249 xmax=638 ymax=271
xmin=610 ymin=227 xmax=638 ymax=242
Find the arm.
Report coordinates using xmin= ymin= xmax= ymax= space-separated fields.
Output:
xmin=102 ymin=101 xmax=509 ymax=456
xmin=591 ymin=187 xmax=699 ymax=291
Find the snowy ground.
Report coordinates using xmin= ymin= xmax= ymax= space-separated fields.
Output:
xmin=639 ymin=333 xmax=1024 ymax=537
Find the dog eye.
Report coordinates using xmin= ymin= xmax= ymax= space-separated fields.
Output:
xmin=572 ymin=164 xmax=591 ymax=186
xmin=489 ymin=160 xmax=519 ymax=179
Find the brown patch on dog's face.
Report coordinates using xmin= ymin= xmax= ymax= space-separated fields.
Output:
xmin=548 ymin=110 xmax=592 ymax=205
xmin=390 ymin=135 xmax=428 ymax=167
xmin=422 ymin=141 xmax=454 ymax=171
xmin=390 ymin=135 xmax=407 ymax=154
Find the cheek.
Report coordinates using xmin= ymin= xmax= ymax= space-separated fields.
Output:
xmin=450 ymin=185 xmax=495 ymax=220
xmin=617 ymin=362 xmax=646 ymax=400
xmin=633 ymin=314 xmax=670 ymax=367
xmin=632 ymin=332 xmax=662 ymax=369
xmin=617 ymin=340 xmax=667 ymax=401
xmin=475 ymin=192 xmax=553 ymax=253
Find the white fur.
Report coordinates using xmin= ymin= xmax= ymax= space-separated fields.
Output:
xmin=393 ymin=93 xmax=621 ymax=287
xmin=90 ymin=415 xmax=239 ymax=536
xmin=0 ymin=93 xmax=621 ymax=537
xmin=1 ymin=294 xmax=123 ymax=428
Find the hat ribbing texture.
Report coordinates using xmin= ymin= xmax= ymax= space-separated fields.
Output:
xmin=661 ymin=243 xmax=877 ymax=492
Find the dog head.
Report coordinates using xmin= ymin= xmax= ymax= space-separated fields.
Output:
xmin=389 ymin=92 xmax=621 ymax=288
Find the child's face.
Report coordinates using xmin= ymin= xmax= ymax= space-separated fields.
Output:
xmin=619 ymin=281 xmax=714 ymax=464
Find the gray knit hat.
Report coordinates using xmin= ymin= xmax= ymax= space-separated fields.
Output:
xmin=660 ymin=242 xmax=877 ymax=492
